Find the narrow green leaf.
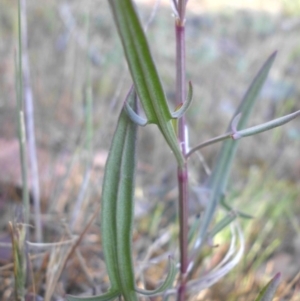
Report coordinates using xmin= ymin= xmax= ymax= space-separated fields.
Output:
xmin=231 ymin=52 xmax=277 ymax=130
xmin=67 ymin=89 xmax=138 ymax=301
xmin=135 ymin=257 xmax=176 ymax=296
xmin=254 ymin=273 xmax=281 ymax=301
xmin=196 ymin=52 xmax=276 ymax=249
xmin=108 ymin=0 xmax=170 ymax=122
xmin=100 ymin=87 xmax=138 ymax=301
xmin=125 ymin=93 xmax=148 ymax=126
xmin=208 ymin=51 xmax=276 ymax=193
xmin=232 ymin=110 xmax=300 ymax=139
xmin=108 ymin=0 xmax=185 ymax=167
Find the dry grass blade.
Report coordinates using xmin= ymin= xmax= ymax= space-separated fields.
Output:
xmin=44 ymin=206 xmax=99 ymax=301
xmin=8 ymin=221 xmax=26 ymax=301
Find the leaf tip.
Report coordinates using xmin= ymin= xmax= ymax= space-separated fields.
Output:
xmin=231 ymin=113 xmax=242 ymax=133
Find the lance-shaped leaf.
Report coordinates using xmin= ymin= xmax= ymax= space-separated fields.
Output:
xmin=232 ymin=110 xmax=300 ymax=139
xmin=208 ymin=51 xmax=276 ymax=197
xmin=67 ymin=88 xmax=138 ymax=301
xmin=108 ymin=0 xmax=192 ymax=167
xmin=195 ymin=52 xmax=276 ymax=250
xmin=254 ymin=273 xmax=281 ymax=301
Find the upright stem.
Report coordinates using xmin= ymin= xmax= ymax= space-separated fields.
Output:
xmin=175 ymin=1 xmax=189 ymax=300
xmin=21 ymin=0 xmax=42 ymax=242
xmin=17 ymin=0 xmax=30 ymax=226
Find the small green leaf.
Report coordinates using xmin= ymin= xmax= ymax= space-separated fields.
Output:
xmin=100 ymin=88 xmax=138 ymax=301
xmin=208 ymin=51 xmax=276 ymax=194
xmin=254 ymin=273 xmax=281 ymax=301
xmin=125 ymin=88 xmax=148 ymax=126
xmin=108 ymin=0 xmax=185 ymax=167
xmin=232 ymin=110 xmax=300 ymax=139
xmin=135 ymin=257 xmax=176 ymax=296
xmin=67 ymin=88 xmax=138 ymax=301
xmin=196 ymin=52 xmax=276 ymax=249
xmin=108 ymin=0 xmax=171 ymax=122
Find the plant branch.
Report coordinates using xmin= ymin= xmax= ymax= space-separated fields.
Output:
xmin=186 ymin=109 xmax=300 ymax=159
xmin=186 ymin=133 xmax=232 ymax=159
xmin=16 ymin=0 xmax=30 ymax=226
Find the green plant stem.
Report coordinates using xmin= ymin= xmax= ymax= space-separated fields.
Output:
xmin=186 ymin=132 xmax=232 ymax=158
xmin=17 ymin=0 xmax=30 ymax=226
xmin=175 ymin=2 xmax=189 ymax=300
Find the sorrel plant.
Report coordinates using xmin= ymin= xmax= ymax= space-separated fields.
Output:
xmin=13 ymin=0 xmax=300 ymax=300
xmin=66 ymin=0 xmax=300 ymax=300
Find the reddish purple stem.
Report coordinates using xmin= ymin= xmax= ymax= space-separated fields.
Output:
xmin=175 ymin=2 xmax=189 ymax=300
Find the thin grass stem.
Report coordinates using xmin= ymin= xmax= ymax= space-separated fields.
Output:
xmin=20 ymin=0 xmax=42 ymax=242
xmin=175 ymin=1 xmax=189 ymax=300
xmin=16 ymin=0 xmax=30 ymax=227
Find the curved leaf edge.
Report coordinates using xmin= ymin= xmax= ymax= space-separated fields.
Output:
xmin=135 ymin=257 xmax=177 ymax=297
xmin=171 ymin=81 xmax=193 ymax=119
